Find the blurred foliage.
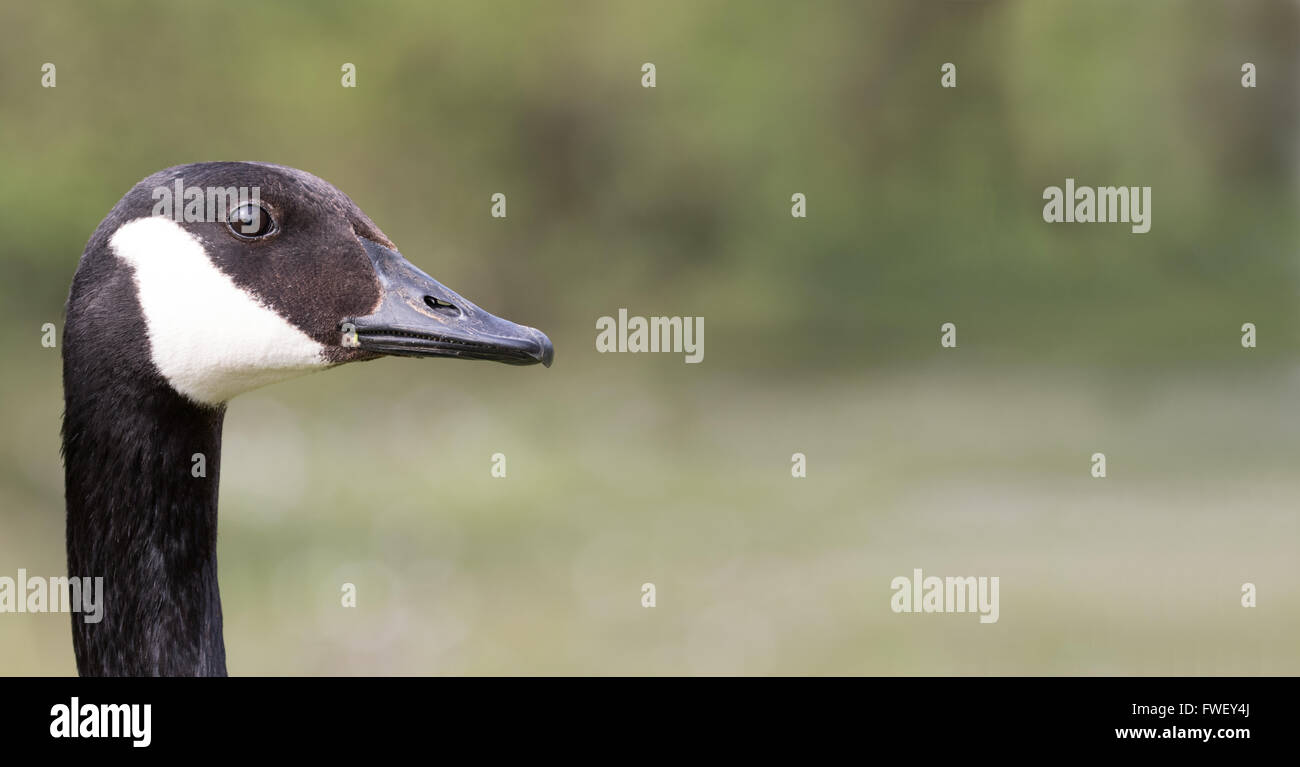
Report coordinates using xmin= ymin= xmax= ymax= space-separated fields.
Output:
xmin=0 ymin=1 xmax=1297 ymax=674
xmin=0 ymin=0 xmax=1295 ymax=370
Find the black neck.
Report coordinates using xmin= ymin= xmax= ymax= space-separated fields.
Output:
xmin=62 ymin=351 xmax=228 ymax=676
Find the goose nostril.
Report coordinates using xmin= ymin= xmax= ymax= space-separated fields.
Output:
xmin=423 ymin=295 xmax=461 ymax=317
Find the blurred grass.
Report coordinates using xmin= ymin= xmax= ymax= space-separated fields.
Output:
xmin=0 ymin=0 xmax=1297 ymax=674
xmin=3 ymin=347 xmax=1299 ymax=674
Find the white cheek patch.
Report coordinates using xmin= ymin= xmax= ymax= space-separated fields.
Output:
xmin=109 ymin=217 xmax=329 ymax=405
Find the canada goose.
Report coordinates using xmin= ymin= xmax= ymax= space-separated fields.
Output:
xmin=61 ymin=162 xmax=553 ymax=676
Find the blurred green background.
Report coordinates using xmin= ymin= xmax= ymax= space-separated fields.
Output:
xmin=1 ymin=0 xmax=1297 ymax=674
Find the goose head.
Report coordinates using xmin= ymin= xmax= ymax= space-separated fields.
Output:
xmin=62 ymin=162 xmax=552 ymax=676
xmin=78 ymin=161 xmax=552 ymax=406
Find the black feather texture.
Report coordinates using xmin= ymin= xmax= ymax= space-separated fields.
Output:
xmin=62 ymin=226 xmax=228 ymax=675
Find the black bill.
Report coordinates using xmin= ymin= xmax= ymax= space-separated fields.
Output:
xmin=345 ymin=238 xmax=553 ymax=367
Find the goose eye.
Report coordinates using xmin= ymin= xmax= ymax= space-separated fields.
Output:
xmin=227 ymin=204 xmax=276 ymax=239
